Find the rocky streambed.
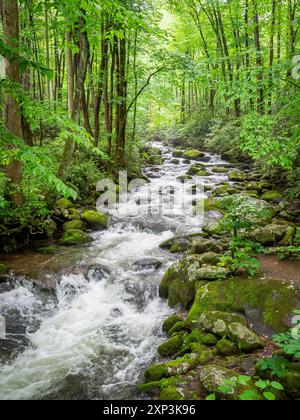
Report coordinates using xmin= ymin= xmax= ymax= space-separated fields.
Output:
xmin=1 ymin=142 xmax=300 ymax=400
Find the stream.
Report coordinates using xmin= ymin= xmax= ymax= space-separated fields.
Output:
xmin=0 ymin=142 xmax=235 ymax=400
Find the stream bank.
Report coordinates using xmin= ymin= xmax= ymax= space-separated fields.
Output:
xmin=0 ymin=141 xmax=300 ymax=400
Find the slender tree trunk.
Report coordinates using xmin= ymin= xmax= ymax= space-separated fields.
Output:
xmin=2 ymin=0 xmax=24 ymax=206
xmin=268 ymin=0 xmax=277 ymax=113
xmin=253 ymin=0 xmax=265 ymax=115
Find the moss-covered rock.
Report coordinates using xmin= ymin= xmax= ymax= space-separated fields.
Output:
xmin=165 ymin=353 xmax=200 ymax=377
xmin=169 ymin=321 xmax=185 ymax=335
xmin=56 ymin=198 xmax=73 ymax=209
xmin=170 ymin=242 xmax=188 ymax=253
xmin=197 ymin=311 xmax=246 ymax=337
xmin=196 ymin=266 xmax=230 ymax=281
xmin=144 ymin=364 xmax=166 ymax=382
xmin=67 ymin=208 xmax=82 ymax=221
xmin=61 ymin=229 xmax=92 ymax=246
xmin=171 ymin=159 xmax=180 ymax=165
xmin=197 ymin=170 xmax=210 ymax=177
xmin=159 ymin=255 xmax=204 ymax=308
xmin=62 ymin=220 xmax=85 ymax=232
xmin=280 ymin=226 xmax=295 ymax=246
xmin=198 ymin=349 xmax=217 ymax=365
xmin=228 ymin=170 xmax=246 ymax=182
xmin=185 ymin=276 xmax=300 ymax=337
xmin=228 ymin=323 xmax=264 ymax=352
xmin=162 ymin=315 xmax=183 ymax=334
xmin=216 ymin=338 xmax=239 ymax=356
xmin=173 ymin=151 xmax=184 ymax=158
xmin=158 ymin=335 xmax=184 ymax=357
xmin=251 ymin=224 xmax=288 ymax=245
xmin=82 ymin=210 xmax=107 ymax=230
xmin=194 ymin=197 xmax=223 ymax=213
xmin=188 ymin=238 xmax=218 ymax=255
xmin=160 ymin=387 xmax=185 ymax=401
xmin=177 ymin=175 xmax=193 ymax=183
xmin=211 ymin=167 xmax=229 ymax=174
xmin=0 ymin=263 xmax=8 ymax=274
xmin=138 ymin=376 xmax=182 ymax=395
xmin=261 ymin=191 xmax=283 ymax=201
xmin=200 ymin=365 xmax=262 ymax=400
xmin=183 ymin=149 xmax=205 ymax=160
xmin=202 ymin=333 xmax=219 ymax=346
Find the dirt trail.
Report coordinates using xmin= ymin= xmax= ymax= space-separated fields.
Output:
xmin=259 ymin=254 xmax=300 ymax=283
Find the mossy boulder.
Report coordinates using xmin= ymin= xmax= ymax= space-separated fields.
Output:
xmin=197 ymin=170 xmax=210 ymax=177
xmin=169 ymin=322 xmax=185 ymax=335
xmin=82 ymin=210 xmax=107 ymax=230
xmin=171 ymin=159 xmax=180 ymax=165
xmin=185 ymin=276 xmax=300 ymax=337
xmin=158 ymin=335 xmax=184 ymax=357
xmin=212 ymin=186 xmax=229 ymax=197
xmin=195 ymin=266 xmax=230 ymax=281
xmin=165 ymin=353 xmax=200 ymax=377
xmin=67 ymin=208 xmax=82 ymax=221
xmin=197 ymin=311 xmax=246 ymax=337
xmin=188 ymin=238 xmax=218 ymax=255
xmin=251 ymin=224 xmax=288 ymax=245
xmin=280 ymin=226 xmax=295 ymax=245
xmin=173 ymin=151 xmax=184 ymax=158
xmin=200 ymin=365 xmax=262 ymax=400
xmin=0 ymin=263 xmax=8 ymax=274
xmin=162 ymin=315 xmax=183 ymax=334
xmin=61 ymin=229 xmax=92 ymax=246
xmin=194 ymin=198 xmax=223 ymax=213
xmin=177 ymin=175 xmax=193 ymax=183
xmin=159 ymin=255 xmax=204 ymax=308
xmin=144 ymin=365 xmax=166 ymax=382
xmin=261 ymin=191 xmax=283 ymax=201
xmin=183 ymin=149 xmax=205 ymax=160
xmin=187 ymin=164 xmax=204 ymax=176
xmin=63 ymin=220 xmax=85 ymax=232
xmin=197 ymin=252 xmax=222 ymax=265
xmin=228 ymin=323 xmax=264 ymax=352
xmin=56 ymin=198 xmax=73 ymax=209
xmin=228 ymin=170 xmax=246 ymax=182
xmin=216 ymin=338 xmax=239 ymax=356
xmin=170 ymin=242 xmax=188 ymax=253
xmin=202 ymin=333 xmax=219 ymax=346
xmin=160 ymin=387 xmax=185 ymax=401
xmin=211 ymin=167 xmax=229 ymax=174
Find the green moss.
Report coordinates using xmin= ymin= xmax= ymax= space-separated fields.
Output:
xmin=158 ymin=335 xmax=184 ymax=357
xmin=169 ymin=321 xmax=185 ymax=335
xmin=183 ymin=149 xmax=205 ymax=159
xmin=160 ymin=387 xmax=185 ymax=400
xmin=60 ymin=229 xmax=92 ymax=246
xmin=36 ymin=246 xmax=60 ymax=255
xmin=173 ymin=151 xmax=184 ymax=158
xmin=162 ymin=315 xmax=183 ymax=334
xmin=194 ymin=198 xmax=223 ymax=213
xmin=165 ymin=353 xmax=199 ymax=377
xmin=137 ymin=377 xmax=182 ymax=395
xmin=144 ymin=364 xmax=166 ymax=382
xmin=261 ymin=191 xmax=283 ymax=201
xmin=63 ymin=220 xmax=85 ymax=232
xmin=216 ymin=338 xmax=239 ymax=356
xmin=82 ymin=210 xmax=107 ymax=230
xmin=282 ymin=369 xmax=300 ymax=399
xmin=170 ymin=242 xmax=188 ymax=253
xmin=197 ymin=170 xmax=210 ymax=177
xmin=228 ymin=170 xmax=246 ymax=182
xmin=184 ymin=276 xmax=299 ymax=336
xmin=202 ymin=333 xmax=219 ymax=346
xmin=56 ymin=198 xmax=73 ymax=209
xmin=211 ymin=167 xmax=229 ymax=174
xmin=198 ymin=350 xmax=216 ymax=365
xmin=168 ymin=278 xmax=196 ymax=308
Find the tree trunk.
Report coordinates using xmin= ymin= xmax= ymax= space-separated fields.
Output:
xmin=2 ymin=0 xmax=24 ymax=206
xmin=253 ymin=0 xmax=265 ymax=115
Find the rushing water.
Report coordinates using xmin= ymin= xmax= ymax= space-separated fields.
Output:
xmin=0 ymin=143 xmax=231 ymax=400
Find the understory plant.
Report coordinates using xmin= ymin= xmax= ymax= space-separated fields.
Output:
xmin=218 ymin=196 xmax=265 ymax=276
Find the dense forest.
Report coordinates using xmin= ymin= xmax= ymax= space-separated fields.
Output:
xmin=1 ymin=0 xmax=300 ymax=403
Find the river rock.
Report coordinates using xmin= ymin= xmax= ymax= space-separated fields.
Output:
xmin=183 ymin=149 xmax=205 ymax=160
xmin=251 ymin=224 xmax=288 ymax=245
xmin=86 ymin=264 xmax=110 ymax=282
xmin=173 ymin=151 xmax=184 ymax=158
xmin=200 ymin=365 xmax=262 ymax=400
xmin=228 ymin=323 xmax=265 ymax=352
xmin=82 ymin=210 xmax=107 ymax=230
xmin=261 ymin=191 xmax=283 ymax=201
xmin=228 ymin=170 xmax=246 ymax=181
xmin=158 ymin=335 xmax=184 ymax=357
xmin=196 ymin=266 xmax=230 ymax=281
xmin=44 ymin=219 xmax=58 ymax=238
xmin=56 ymin=198 xmax=73 ymax=209
xmin=216 ymin=338 xmax=239 ymax=356
xmin=188 ymin=238 xmax=218 ymax=255
xmin=197 ymin=311 xmax=246 ymax=336
xmin=63 ymin=220 xmax=85 ymax=232
xmin=133 ymin=258 xmax=163 ymax=271
xmin=162 ymin=315 xmax=183 ymax=334
xmin=197 ymin=252 xmax=222 ymax=265
xmin=159 ymin=387 xmax=185 ymax=401
xmin=61 ymin=229 xmax=93 ymax=246
xmin=185 ymin=276 xmax=300 ymax=337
